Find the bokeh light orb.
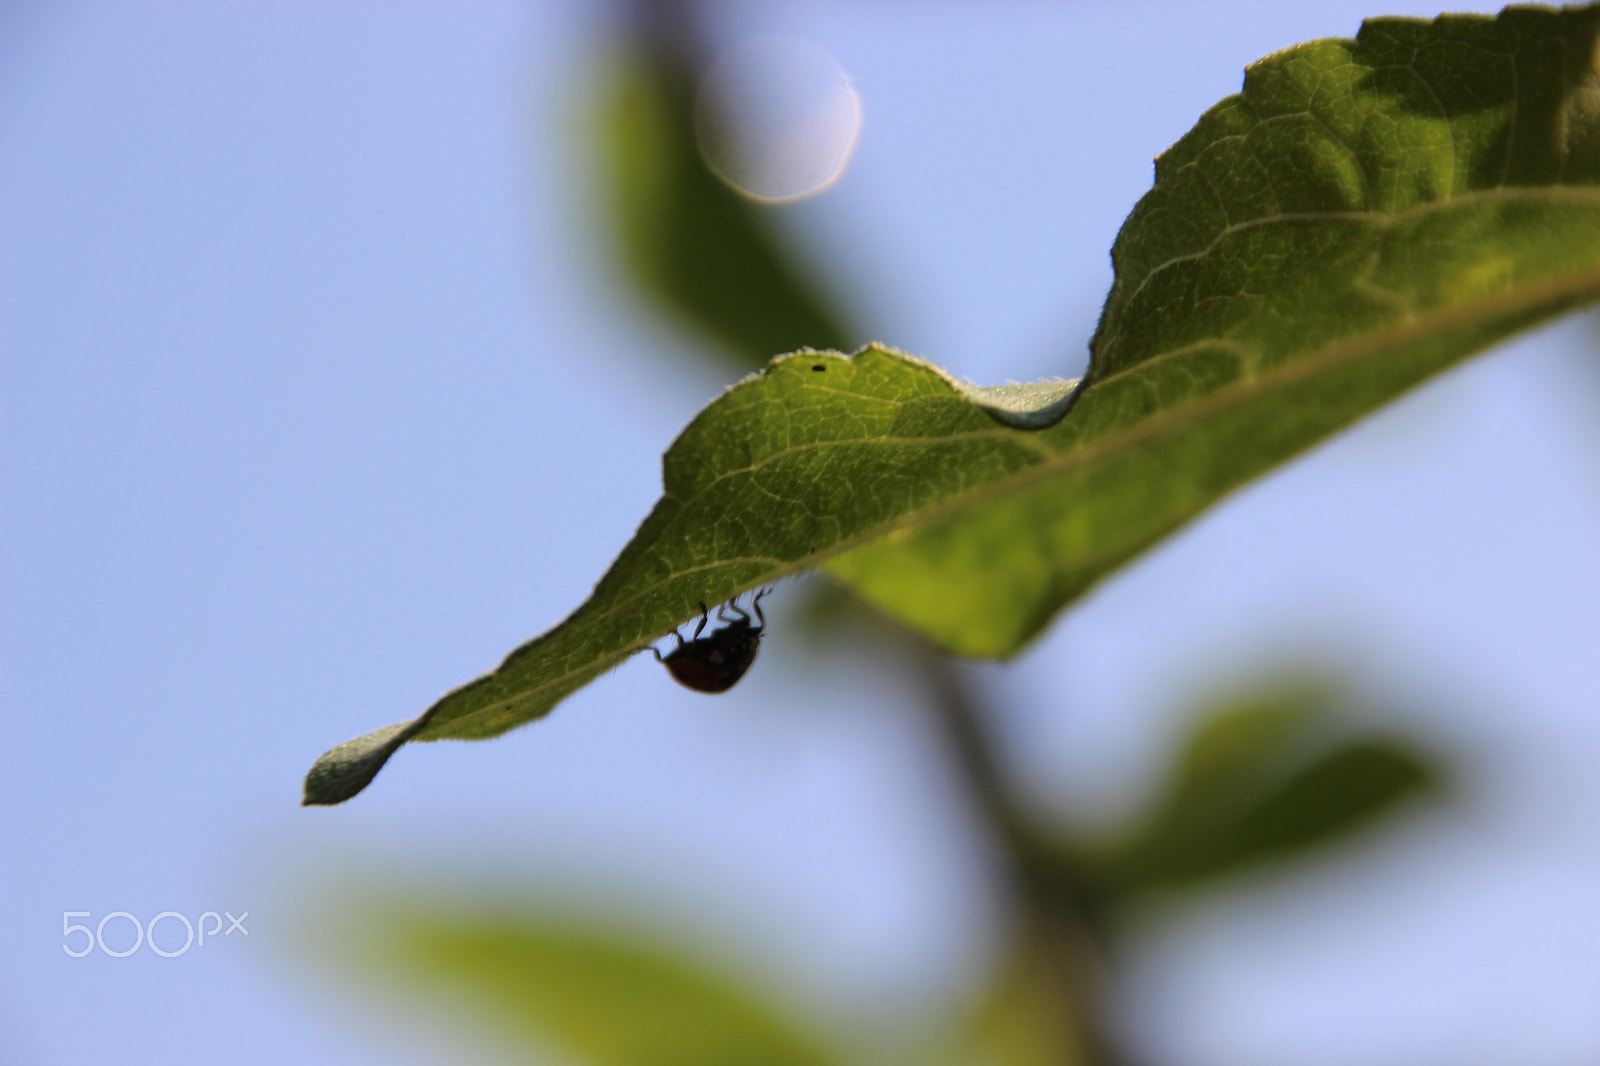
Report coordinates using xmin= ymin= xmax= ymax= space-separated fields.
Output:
xmin=694 ymin=36 xmax=862 ymax=203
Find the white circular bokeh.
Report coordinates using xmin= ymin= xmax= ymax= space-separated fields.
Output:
xmin=694 ymin=36 xmax=862 ymax=203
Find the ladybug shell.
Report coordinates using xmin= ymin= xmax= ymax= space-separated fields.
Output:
xmin=661 ymin=619 xmax=761 ymax=693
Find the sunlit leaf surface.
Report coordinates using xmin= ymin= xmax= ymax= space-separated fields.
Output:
xmin=307 ymin=5 xmax=1600 ymax=804
xmin=829 ymin=6 xmax=1600 ymax=649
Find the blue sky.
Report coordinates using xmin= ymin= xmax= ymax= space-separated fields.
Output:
xmin=4 ymin=3 xmax=1600 ymax=1064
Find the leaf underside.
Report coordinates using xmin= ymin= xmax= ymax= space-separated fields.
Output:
xmin=306 ymin=4 xmax=1600 ymax=804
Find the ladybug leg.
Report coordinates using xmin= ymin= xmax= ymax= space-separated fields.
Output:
xmin=751 ymin=591 xmax=766 ymax=633
xmin=693 ymin=602 xmax=710 ymax=640
xmin=721 ymin=600 xmax=747 ymax=624
xmin=646 ymin=621 xmax=686 ymax=661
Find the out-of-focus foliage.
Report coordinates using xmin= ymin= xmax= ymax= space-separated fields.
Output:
xmin=928 ymin=937 xmax=1098 ymax=1066
xmin=590 ymin=32 xmax=855 ymax=368
xmin=312 ymin=676 xmax=1439 ymax=1066
xmin=1074 ymin=683 xmax=1439 ymax=898
xmin=306 ymin=3 xmax=1600 ymax=805
xmin=336 ymin=901 xmax=845 ymax=1066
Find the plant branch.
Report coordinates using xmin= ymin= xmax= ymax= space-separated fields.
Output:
xmin=908 ymin=644 xmax=1130 ymax=1066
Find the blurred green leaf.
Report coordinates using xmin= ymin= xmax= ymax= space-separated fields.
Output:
xmin=924 ymin=939 xmax=1093 ymax=1066
xmin=591 ymin=35 xmax=855 ymax=368
xmin=341 ymin=903 xmax=844 ymax=1066
xmin=306 ymin=5 xmax=1600 ymax=803
xmin=1086 ymin=683 xmax=1438 ymax=895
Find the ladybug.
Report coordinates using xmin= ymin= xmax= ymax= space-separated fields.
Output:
xmin=653 ymin=590 xmax=767 ymax=693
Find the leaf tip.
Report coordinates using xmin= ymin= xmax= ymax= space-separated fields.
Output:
xmin=301 ymin=718 xmax=426 ymax=806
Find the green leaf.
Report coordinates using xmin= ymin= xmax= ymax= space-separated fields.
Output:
xmin=1084 ymin=682 xmax=1439 ymax=895
xmin=828 ymin=5 xmax=1600 ymax=651
xmin=592 ymin=38 xmax=855 ymax=368
xmin=330 ymin=903 xmax=843 ymax=1066
xmin=306 ymin=5 xmax=1600 ymax=803
xmin=923 ymin=940 xmax=1095 ymax=1066
xmin=302 ymin=347 xmax=1078 ymax=803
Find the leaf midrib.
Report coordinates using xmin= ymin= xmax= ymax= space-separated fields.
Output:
xmin=661 ymin=427 xmax=1054 ymax=506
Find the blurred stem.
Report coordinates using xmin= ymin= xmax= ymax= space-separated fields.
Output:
xmin=912 ymin=645 xmax=1128 ymax=1066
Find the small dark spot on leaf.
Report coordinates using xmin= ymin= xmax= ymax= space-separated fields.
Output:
xmin=812 ymin=364 xmax=826 ymax=372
